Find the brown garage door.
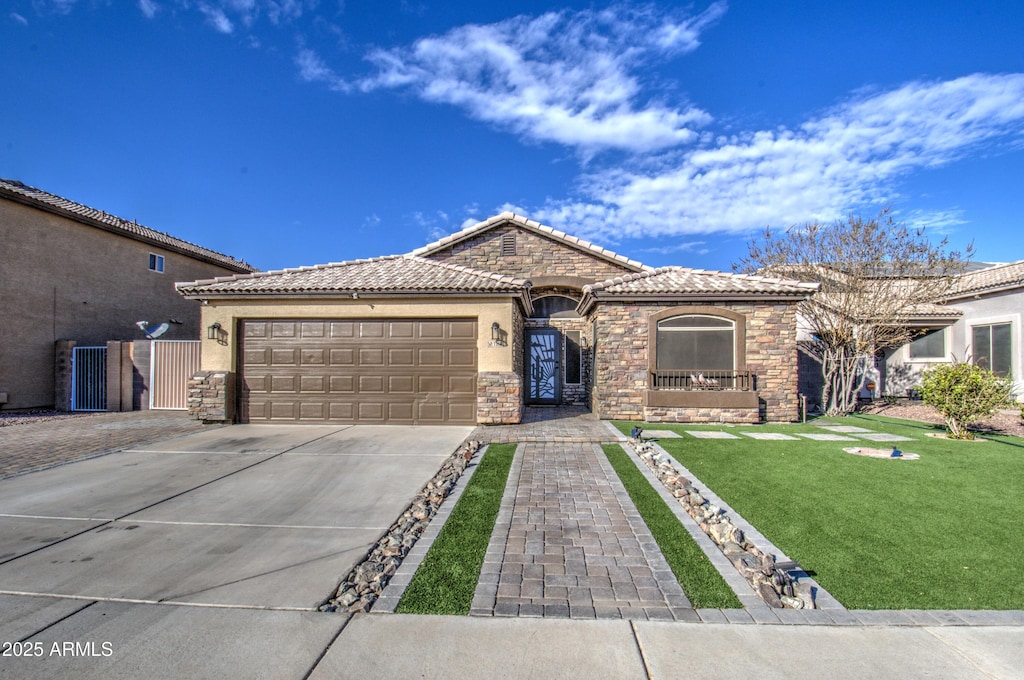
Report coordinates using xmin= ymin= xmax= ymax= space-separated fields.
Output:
xmin=239 ymin=319 xmax=477 ymax=424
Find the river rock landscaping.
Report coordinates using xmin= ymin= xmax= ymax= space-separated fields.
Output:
xmin=320 ymin=439 xmax=482 ymax=613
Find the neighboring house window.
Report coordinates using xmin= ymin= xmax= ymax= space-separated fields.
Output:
xmin=564 ymin=330 xmax=582 ymax=384
xmin=149 ymin=253 xmax=165 ymax=272
xmin=501 ymin=233 xmax=516 ymax=256
xmin=532 ymin=295 xmax=580 ymax=318
xmin=908 ymin=328 xmax=945 ymax=360
xmin=655 ymin=315 xmax=735 ymax=371
xmin=972 ymin=323 xmax=1012 ymax=377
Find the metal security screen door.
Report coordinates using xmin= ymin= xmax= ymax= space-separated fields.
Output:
xmin=71 ymin=346 xmax=107 ymax=411
xmin=525 ymin=328 xmax=561 ymax=404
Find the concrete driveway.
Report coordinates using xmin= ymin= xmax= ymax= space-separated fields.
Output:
xmin=0 ymin=424 xmax=471 ymax=610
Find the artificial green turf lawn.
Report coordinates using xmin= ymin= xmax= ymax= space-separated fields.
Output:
xmin=614 ymin=415 xmax=1024 ymax=610
xmin=602 ymin=443 xmax=740 ymax=609
xmin=395 ymin=443 xmax=516 ymax=615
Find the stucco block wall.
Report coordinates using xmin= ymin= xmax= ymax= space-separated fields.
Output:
xmin=422 ymin=224 xmax=635 ymax=281
xmin=0 ymin=199 xmax=243 ymax=410
xmin=590 ymin=301 xmax=801 ymax=423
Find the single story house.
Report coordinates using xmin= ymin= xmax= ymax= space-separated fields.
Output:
xmin=877 ymin=260 xmax=1024 ymax=400
xmin=178 ymin=213 xmax=818 ymax=425
xmin=0 ymin=179 xmax=255 ymax=411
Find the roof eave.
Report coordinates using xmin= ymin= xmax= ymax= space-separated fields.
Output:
xmin=577 ymin=290 xmax=814 ymax=315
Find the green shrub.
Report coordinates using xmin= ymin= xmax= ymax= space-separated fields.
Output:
xmin=920 ymin=361 xmax=1014 ymax=439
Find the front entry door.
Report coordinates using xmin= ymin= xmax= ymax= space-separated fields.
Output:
xmin=525 ymin=328 xmax=561 ymax=405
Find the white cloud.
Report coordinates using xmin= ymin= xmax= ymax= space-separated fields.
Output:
xmin=11 ymin=12 xmax=29 ymax=25
xmin=295 ymin=47 xmax=351 ymax=92
xmin=199 ymin=3 xmax=234 ymax=33
xmin=352 ymin=3 xmax=726 ymax=154
xmin=138 ymin=0 xmax=158 ymax=19
xmin=532 ymin=74 xmax=1024 ymax=241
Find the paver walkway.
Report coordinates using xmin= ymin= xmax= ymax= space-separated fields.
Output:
xmin=471 ymin=441 xmax=692 ymax=620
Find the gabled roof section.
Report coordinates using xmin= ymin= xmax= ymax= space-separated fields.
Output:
xmin=177 ymin=255 xmax=532 ymax=308
xmin=945 ymin=260 xmax=1024 ymax=300
xmin=579 ymin=266 xmax=819 ymax=313
xmin=409 ymin=212 xmax=651 ymax=273
xmin=0 ymin=178 xmax=255 ymax=273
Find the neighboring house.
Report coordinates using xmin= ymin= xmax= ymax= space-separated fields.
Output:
xmin=878 ymin=260 xmax=1024 ymax=401
xmin=179 ymin=213 xmax=817 ymax=426
xmin=0 ymin=179 xmax=255 ymax=411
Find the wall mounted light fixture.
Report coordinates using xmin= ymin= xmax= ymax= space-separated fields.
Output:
xmin=207 ymin=322 xmax=222 ymax=340
xmin=490 ymin=321 xmax=507 ymax=347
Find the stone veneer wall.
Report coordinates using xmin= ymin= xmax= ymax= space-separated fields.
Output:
xmin=590 ymin=301 xmax=800 ymax=423
xmin=423 ymin=224 xmax=635 ymax=281
xmin=476 ymin=372 xmax=523 ymax=424
xmin=187 ymin=370 xmax=235 ymax=423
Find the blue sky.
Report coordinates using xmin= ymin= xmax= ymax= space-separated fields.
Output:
xmin=3 ymin=1 xmax=1023 ymax=273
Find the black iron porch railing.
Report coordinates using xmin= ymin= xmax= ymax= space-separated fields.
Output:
xmin=650 ymin=369 xmax=756 ymax=391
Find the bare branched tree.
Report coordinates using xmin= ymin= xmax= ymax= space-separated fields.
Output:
xmin=736 ymin=209 xmax=972 ymax=416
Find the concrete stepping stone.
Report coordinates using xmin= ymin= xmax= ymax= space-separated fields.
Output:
xmin=740 ymin=432 xmax=800 ymax=441
xmin=854 ymin=433 xmax=915 ymax=442
xmin=685 ymin=431 xmax=741 ymax=439
xmin=796 ymin=433 xmax=858 ymax=441
xmin=642 ymin=430 xmax=683 ymax=439
xmin=817 ymin=426 xmax=873 ymax=433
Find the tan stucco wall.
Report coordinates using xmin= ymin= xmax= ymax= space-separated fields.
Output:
xmin=0 ymin=198 xmax=246 ymax=409
xmin=196 ymin=297 xmax=519 ymax=374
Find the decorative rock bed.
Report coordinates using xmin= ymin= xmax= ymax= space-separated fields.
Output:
xmin=320 ymin=439 xmax=483 ymax=613
xmin=625 ymin=437 xmax=815 ymax=609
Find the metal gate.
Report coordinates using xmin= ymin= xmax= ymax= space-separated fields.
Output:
xmin=150 ymin=340 xmax=201 ymax=410
xmin=71 ymin=346 xmax=107 ymax=411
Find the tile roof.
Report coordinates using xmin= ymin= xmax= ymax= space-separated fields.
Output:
xmin=946 ymin=260 xmax=1024 ymax=299
xmin=176 ymin=255 xmax=531 ymax=299
xmin=579 ymin=266 xmax=818 ymax=313
xmin=409 ymin=212 xmax=651 ymax=272
xmin=585 ymin=266 xmax=819 ymax=295
xmin=0 ymin=178 xmax=255 ymax=273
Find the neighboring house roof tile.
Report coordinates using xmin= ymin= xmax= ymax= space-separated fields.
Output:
xmin=176 ymin=255 xmax=531 ymax=300
xmin=945 ymin=260 xmax=1024 ymax=300
xmin=409 ymin=212 xmax=651 ymax=272
xmin=0 ymin=178 xmax=255 ymax=273
xmin=579 ymin=266 xmax=818 ymax=313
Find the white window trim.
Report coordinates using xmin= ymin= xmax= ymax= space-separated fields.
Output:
xmin=903 ymin=327 xmax=951 ymax=364
xmin=966 ymin=314 xmax=1019 ymax=379
xmin=148 ymin=253 xmax=165 ymax=273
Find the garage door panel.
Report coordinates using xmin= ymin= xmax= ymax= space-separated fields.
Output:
xmin=271 ymin=322 xmax=297 ymax=338
xmin=269 ymin=401 xmax=299 ymax=420
xmin=270 ymin=375 xmax=297 ymax=393
xmin=330 ymin=322 xmax=355 ymax=338
xmin=299 ymin=375 xmax=325 ymax=392
xmin=357 ymin=402 xmax=385 ymax=420
xmin=418 ymin=348 xmax=445 ymax=366
xmin=388 ymin=376 xmax=415 ymax=393
xmin=388 ymin=402 xmax=414 ymax=421
xmin=448 ymin=401 xmax=476 ymax=422
xmin=300 ymin=322 xmax=326 ymax=338
xmin=271 ymin=348 xmax=298 ymax=366
xmin=358 ymin=376 xmax=384 ymax=393
xmin=330 ymin=348 xmax=355 ymax=366
xmin=359 ymin=348 xmax=385 ymax=365
xmin=418 ymin=375 xmax=445 ymax=393
xmin=449 ymin=320 xmax=476 ymax=339
xmin=449 ymin=348 xmax=476 ymax=367
xmin=299 ymin=402 xmax=325 ymax=420
xmin=330 ymin=375 xmax=354 ymax=392
xmin=240 ymin=318 xmax=477 ymax=424
xmin=301 ymin=349 xmax=325 ymax=365
xmin=449 ymin=375 xmax=476 ymax=395
xmin=388 ymin=348 xmax=415 ymax=365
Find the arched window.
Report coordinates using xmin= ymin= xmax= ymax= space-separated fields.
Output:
xmin=532 ymin=295 xmax=580 ymax=319
xmin=655 ymin=315 xmax=735 ymax=370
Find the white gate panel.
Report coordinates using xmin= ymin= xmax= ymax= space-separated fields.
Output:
xmin=150 ymin=340 xmax=201 ymax=410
